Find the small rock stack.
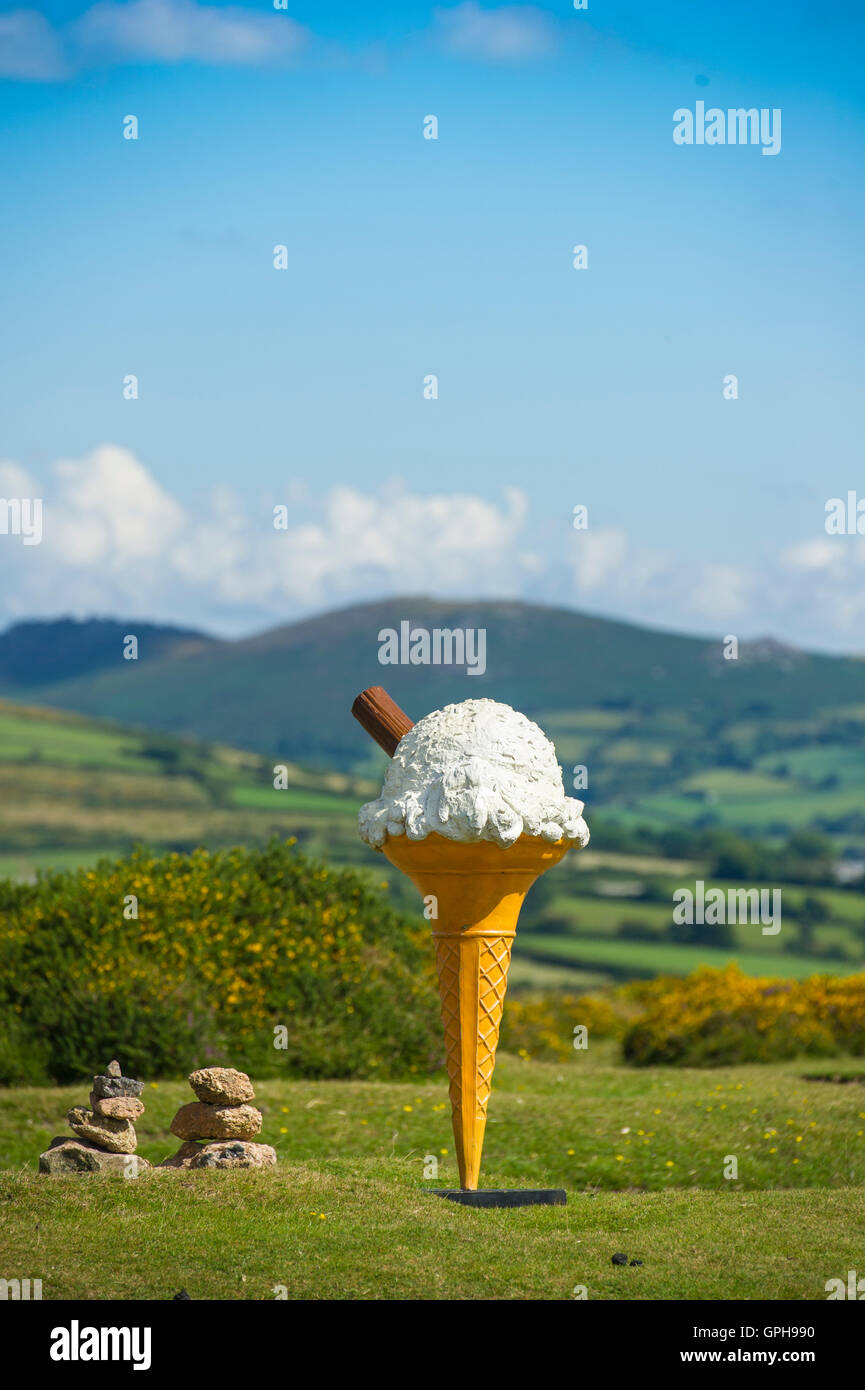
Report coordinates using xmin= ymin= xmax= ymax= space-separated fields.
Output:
xmin=39 ymin=1060 xmax=150 ymax=1174
xmin=160 ymin=1068 xmax=276 ymax=1170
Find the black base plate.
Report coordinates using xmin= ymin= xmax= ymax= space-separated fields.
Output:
xmin=430 ymin=1188 xmax=567 ymax=1208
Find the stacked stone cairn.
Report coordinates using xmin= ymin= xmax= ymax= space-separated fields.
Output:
xmin=39 ymin=1060 xmax=150 ymax=1174
xmin=159 ymin=1068 xmax=277 ymax=1170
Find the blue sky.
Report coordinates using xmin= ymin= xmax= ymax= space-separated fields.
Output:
xmin=1 ymin=0 xmax=864 ymax=647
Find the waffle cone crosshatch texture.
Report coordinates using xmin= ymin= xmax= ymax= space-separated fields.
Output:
xmin=382 ymin=833 xmax=572 ymax=1193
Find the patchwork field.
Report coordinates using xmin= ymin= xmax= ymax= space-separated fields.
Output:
xmin=2 ymin=699 xmax=864 ymax=992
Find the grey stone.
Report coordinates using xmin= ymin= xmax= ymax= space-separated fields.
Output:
xmin=67 ymin=1106 xmax=137 ymax=1154
xmin=158 ymin=1139 xmax=276 ymax=1170
xmin=39 ymin=1139 xmax=150 ymax=1175
xmin=106 ymin=1059 xmax=122 ymax=1077
xmin=192 ymin=1141 xmax=277 ymax=1170
xmin=170 ymin=1102 xmax=262 ymax=1142
xmin=91 ymin=1072 xmax=144 ymax=1100
xmin=188 ymin=1067 xmax=255 ymax=1106
xmin=89 ymin=1092 xmax=144 ymax=1121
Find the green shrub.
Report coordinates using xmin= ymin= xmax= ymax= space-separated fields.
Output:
xmin=0 ymin=839 xmax=442 ymax=1085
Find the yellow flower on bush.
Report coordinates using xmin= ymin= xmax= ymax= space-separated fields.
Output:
xmin=0 ymin=838 xmax=441 ymax=1085
xmin=621 ymin=964 xmax=865 ymax=1068
xmin=499 ymin=963 xmax=865 ymax=1070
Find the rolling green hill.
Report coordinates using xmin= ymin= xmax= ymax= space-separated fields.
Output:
xmin=5 ymin=598 xmax=865 ymax=854
xmin=0 ymin=616 xmax=215 ymax=686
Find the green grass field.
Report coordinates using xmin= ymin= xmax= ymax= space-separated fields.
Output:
xmin=2 ymin=1049 xmax=864 ymax=1299
xmin=520 ymin=933 xmax=865 ymax=981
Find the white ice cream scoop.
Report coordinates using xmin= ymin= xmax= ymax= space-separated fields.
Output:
xmin=357 ymin=696 xmax=590 ymax=850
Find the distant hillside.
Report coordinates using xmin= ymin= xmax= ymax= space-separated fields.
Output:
xmin=0 ymin=617 xmax=215 ymax=687
xmin=5 ymin=598 xmax=865 ymax=848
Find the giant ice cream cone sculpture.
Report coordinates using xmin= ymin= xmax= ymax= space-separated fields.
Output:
xmin=382 ymin=831 xmax=570 ymax=1189
xmin=353 ymin=687 xmax=590 ymax=1195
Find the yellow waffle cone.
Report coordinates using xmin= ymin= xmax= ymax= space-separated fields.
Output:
xmin=382 ymin=832 xmax=573 ymax=1190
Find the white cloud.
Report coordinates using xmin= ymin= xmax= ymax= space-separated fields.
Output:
xmin=49 ymin=444 xmax=184 ymax=566
xmin=780 ymin=535 xmax=865 ymax=635
xmin=687 ymin=563 xmax=754 ymax=621
xmin=264 ymin=482 xmax=532 ymax=607
xmin=0 ymin=0 xmax=310 ymax=80
xmin=71 ymin=0 xmax=308 ymax=66
xmin=0 ymin=458 xmax=40 ymax=495
xmin=783 ymin=536 xmax=854 ymax=574
xmin=0 ymin=446 xmax=536 ymax=630
xmin=432 ymin=2 xmax=559 ymax=62
xmin=0 ymin=1 xmax=564 ymax=80
xmin=4 ymin=444 xmax=865 ymax=653
xmin=0 ymin=9 xmax=68 ymax=80
xmin=569 ymin=528 xmax=756 ymax=628
xmin=570 ymin=526 xmax=669 ymax=597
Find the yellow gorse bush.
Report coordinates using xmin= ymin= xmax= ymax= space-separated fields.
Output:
xmin=502 ymin=992 xmax=629 ymax=1061
xmin=0 ymin=839 xmax=441 ymax=1085
xmin=622 ymin=964 xmax=865 ymax=1066
xmin=503 ymin=964 xmax=865 ymax=1067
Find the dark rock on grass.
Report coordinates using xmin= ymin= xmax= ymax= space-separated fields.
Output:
xmin=159 ymin=1140 xmax=277 ymax=1170
xmin=39 ymin=1138 xmax=150 ymax=1175
xmin=91 ymin=1072 xmax=145 ymax=1101
xmin=193 ymin=1140 xmax=276 ymax=1170
xmin=611 ymin=1252 xmax=629 ymax=1266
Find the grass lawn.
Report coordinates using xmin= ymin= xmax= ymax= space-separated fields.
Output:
xmin=2 ymin=1050 xmax=864 ymax=1299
